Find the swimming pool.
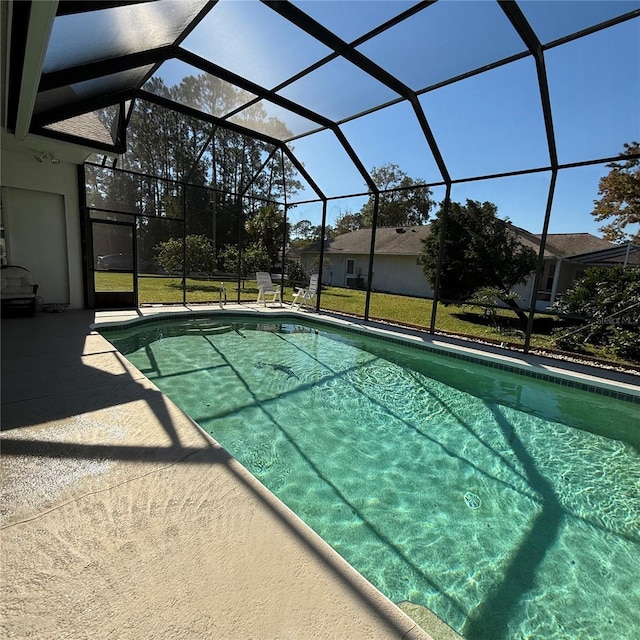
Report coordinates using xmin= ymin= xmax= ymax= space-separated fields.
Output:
xmin=100 ymin=314 xmax=640 ymax=640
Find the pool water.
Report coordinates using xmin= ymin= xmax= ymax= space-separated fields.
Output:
xmin=102 ymin=318 xmax=640 ymax=640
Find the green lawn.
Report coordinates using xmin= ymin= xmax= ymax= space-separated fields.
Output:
xmin=322 ymin=286 xmax=556 ymax=350
xmin=94 ymin=272 xmax=631 ymax=365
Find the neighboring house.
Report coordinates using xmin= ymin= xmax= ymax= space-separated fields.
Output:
xmin=532 ymin=232 xmax=640 ymax=305
xmin=299 ymin=226 xmax=433 ymax=298
xmin=299 ymin=225 xmax=640 ymax=311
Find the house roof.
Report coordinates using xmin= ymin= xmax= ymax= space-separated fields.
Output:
xmin=300 ymin=226 xmax=431 ymax=256
xmin=567 ymin=243 xmax=640 ymax=266
xmin=509 ymin=225 xmax=560 ymax=258
xmin=535 ymin=233 xmax=615 ymax=258
xmin=44 ymin=111 xmax=114 ymax=147
xmin=300 ymin=224 xmax=632 ymax=265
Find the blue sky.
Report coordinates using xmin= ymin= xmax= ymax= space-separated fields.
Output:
xmin=149 ymin=1 xmax=640 ymax=239
xmin=282 ymin=13 xmax=640 ymax=239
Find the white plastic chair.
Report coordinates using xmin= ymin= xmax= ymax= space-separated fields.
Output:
xmin=1 ymin=265 xmax=39 ymax=315
xmin=256 ymin=272 xmax=282 ymax=306
xmin=292 ymin=274 xmax=319 ymax=309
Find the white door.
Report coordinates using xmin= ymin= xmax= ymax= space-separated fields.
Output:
xmin=345 ymin=258 xmax=355 ymax=287
xmin=3 ymin=187 xmax=69 ymax=305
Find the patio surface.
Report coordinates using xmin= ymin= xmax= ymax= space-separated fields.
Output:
xmin=0 ymin=307 xmax=444 ymax=640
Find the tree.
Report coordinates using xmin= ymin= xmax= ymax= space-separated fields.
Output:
xmin=419 ymin=200 xmax=538 ymax=321
xmin=291 ymin=220 xmax=315 ymax=242
xmin=359 ymin=164 xmax=433 ymax=228
xmin=334 ymin=210 xmax=364 ymax=235
xmin=291 ymin=219 xmax=332 ymax=248
xmin=318 ymin=224 xmax=336 ymax=241
xmin=155 ymin=234 xmax=216 ymax=276
xmin=591 ymin=141 xmax=640 ymax=243
xmin=218 ymin=244 xmax=270 ymax=277
xmin=244 ymin=204 xmax=286 ymax=270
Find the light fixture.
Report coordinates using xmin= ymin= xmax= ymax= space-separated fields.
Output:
xmin=33 ymin=152 xmax=60 ymax=164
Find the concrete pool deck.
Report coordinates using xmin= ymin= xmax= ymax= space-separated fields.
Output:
xmin=1 ymin=307 xmax=449 ymax=640
xmin=3 ymin=303 xmax=638 ymax=639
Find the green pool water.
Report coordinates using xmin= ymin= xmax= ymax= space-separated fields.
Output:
xmin=102 ymin=317 xmax=640 ymax=640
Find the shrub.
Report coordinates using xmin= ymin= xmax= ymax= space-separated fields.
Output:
xmin=552 ymin=266 xmax=640 ymax=361
xmin=155 ymin=234 xmax=216 ymax=275
xmin=285 ymin=259 xmax=308 ymax=284
xmin=551 ymin=327 xmax=588 ymax=353
xmin=554 ymin=266 xmax=640 ymax=322
xmin=218 ymin=244 xmax=270 ymax=276
xmin=608 ymin=328 xmax=640 ymax=360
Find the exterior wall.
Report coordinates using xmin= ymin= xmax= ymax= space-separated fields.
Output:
xmin=531 ymin=258 xmax=588 ymax=311
xmin=511 ymin=277 xmax=537 ymax=311
xmin=300 ymin=249 xmax=608 ymax=313
xmin=536 ymin=259 xmax=556 ymax=303
xmin=515 ymin=259 xmax=595 ymax=312
xmin=371 ymin=254 xmax=433 ymax=297
xmin=3 ymin=188 xmax=69 ymax=305
xmin=555 ymin=261 xmax=586 ymax=299
xmin=301 ymin=252 xmax=433 ymax=297
xmin=1 ymin=149 xmax=84 ymax=308
xmin=300 ymin=253 xmax=367 ymax=288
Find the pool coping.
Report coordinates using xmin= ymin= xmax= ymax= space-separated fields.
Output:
xmin=93 ymin=304 xmax=640 ymax=404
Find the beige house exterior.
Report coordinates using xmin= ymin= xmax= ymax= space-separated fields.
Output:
xmin=300 ymin=227 xmax=433 ymax=298
xmin=299 ymin=225 xmax=639 ymax=311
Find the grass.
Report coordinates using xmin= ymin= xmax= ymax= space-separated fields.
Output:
xmin=95 ymin=272 xmax=634 ymax=366
xmin=324 ymin=287 xmax=555 ymax=348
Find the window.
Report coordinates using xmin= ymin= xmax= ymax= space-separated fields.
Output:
xmin=545 ymin=262 xmax=556 ymax=291
xmin=346 ymin=259 xmax=355 ymax=275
